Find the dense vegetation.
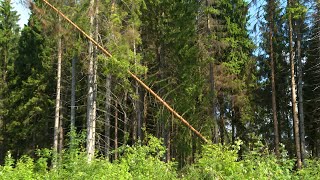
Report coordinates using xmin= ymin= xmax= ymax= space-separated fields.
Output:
xmin=1 ymin=135 xmax=320 ymax=179
xmin=1 ymin=0 xmax=320 ymax=178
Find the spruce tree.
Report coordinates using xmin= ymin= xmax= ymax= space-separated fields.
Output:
xmin=4 ymin=13 xmax=55 ymax=159
xmin=0 ymin=0 xmax=20 ymax=163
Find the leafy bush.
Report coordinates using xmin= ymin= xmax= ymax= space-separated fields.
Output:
xmin=296 ymin=159 xmax=320 ymax=179
xmin=0 ymin=135 xmax=176 ymax=180
xmin=118 ymin=135 xmax=177 ymax=180
xmin=0 ymin=153 xmax=36 ymax=180
xmin=1 ymin=136 xmax=320 ymax=179
xmin=182 ymin=142 xmax=244 ymax=180
xmin=183 ymin=140 xmax=295 ymax=180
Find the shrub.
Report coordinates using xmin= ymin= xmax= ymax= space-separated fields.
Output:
xmin=0 ymin=135 xmax=177 ymax=179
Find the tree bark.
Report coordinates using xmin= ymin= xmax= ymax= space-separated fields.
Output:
xmin=268 ymin=0 xmax=280 ymax=156
xmin=123 ymin=91 xmax=128 ymax=145
xmin=53 ymin=16 xmax=62 ymax=167
xmin=134 ymin=38 xmax=142 ymax=141
xmin=114 ymin=101 xmax=118 ymax=160
xmin=59 ymin=101 xmax=64 ymax=153
xmin=86 ymin=0 xmax=97 ymax=162
xmin=288 ymin=0 xmax=302 ymax=169
xmin=165 ymin=115 xmax=172 ymax=162
xmin=70 ymin=55 xmax=76 ymax=137
xmin=105 ymin=74 xmax=112 ymax=158
xmin=297 ymin=18 xmax=306 ymax=164
xmin=105 ymin=0 xmax=115 ymax=158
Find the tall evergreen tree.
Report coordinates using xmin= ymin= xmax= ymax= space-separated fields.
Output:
xmin=287 ymin=0 xmax=302 ymax=169
xmin=4 ymin=13 xmax=55 ymax=160
xmin=267 ymin=0 xmax=280 ymax=156
xmin=0 ymin=0 xmax=20 ymax=163
xmin=304 ymin=0 xmax=320 ymax=158
xmin=211 ymin=0 xmax=255 ymax=145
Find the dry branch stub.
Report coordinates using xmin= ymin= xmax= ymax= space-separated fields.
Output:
xmin=39 ymin=0 xmax=209 ymax=143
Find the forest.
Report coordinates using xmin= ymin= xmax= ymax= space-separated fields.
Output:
xmin=1 ymin=0 xmax=320 ymax=178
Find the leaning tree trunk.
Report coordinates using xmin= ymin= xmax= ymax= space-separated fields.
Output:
xmin=288 ymin=0 xmax=302 ymax=169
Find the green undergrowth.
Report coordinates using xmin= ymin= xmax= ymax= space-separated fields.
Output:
xmin=0 ymin=136 xmax=319 ymax=179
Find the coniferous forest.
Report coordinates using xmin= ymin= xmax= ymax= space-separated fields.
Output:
xmin=1 ymin=0 xmax=320 ymax=178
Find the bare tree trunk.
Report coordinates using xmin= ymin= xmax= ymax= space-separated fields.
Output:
xmin=70 ymin=55 xmax=76 ymax=139
xmin=155 ymin=42 xmax=163 ymax=140
xmin=132 ymin=109 xmax=137 ymax=144
xmin=123 ymin=92 xmax=128 ymax=145
xmin=297 ymin=18 xmax=306 ymax=164
xmin=114 ymin=101 xmax=118 ymax=160
xmin=105 ymin=0 xmax=115 ymax=158
xmin=157 ymin=43 xmax=169 ymax=160
xmin=143 ymin=86 xmax=148 ymax=137
xmin=53 ymin=16 xmax=62 ymax=167
xmin=86 ymin=0 xmax=97 ymax=162
xmin=59 ymin=101 xmax=64 ymax=153
xmin=134 ymin=38 xmax=142 ymax=141
xmin=165 ymin=115 xmax=172 ymax=162
xmin=288 ymin=0 xmax=302 ymax=169
xmin=268 ymin=2 xmax=280 ymax=156
xmin=132 ymin=49 xmax=137 ymax=144
xmin=92 ymin=0 xmax=98 ymax=157
xmin=105 ymin=74 xmax=111 ymax=158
